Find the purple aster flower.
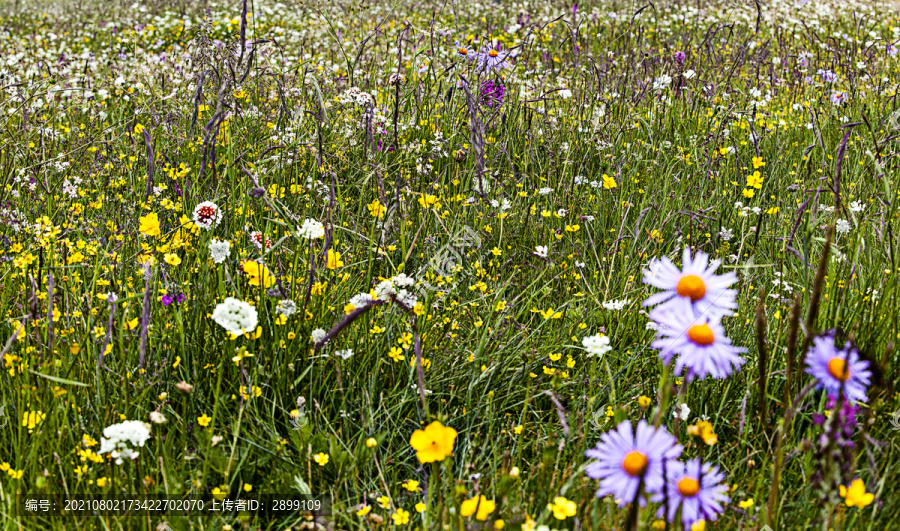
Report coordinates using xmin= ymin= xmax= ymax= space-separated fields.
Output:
xmin=480 ymin=79 xmax=505 ymax=108
xmin=805 ymin=333 xmax=871 ymax=403
xmin=830 ymin=91 xmax=847 ymax=106
xmin=654 ymin=459 xmax=730 ymax=527
xmin=585 ymin=420 xmax=682 ymax=507
xmin=888 ymin=44 xmax=898 ymax=57
xmin=648 ymin=307 xmax=746 ymax=382
xmin=454 ymin=41 xmax=474 ymax=61
xmin=475 ymin=45 xmax=510 ymax=72
xmin=642 ymin=246 xmax=738 ymax=319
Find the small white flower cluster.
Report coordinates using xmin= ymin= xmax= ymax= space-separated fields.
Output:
xmin=373 ymin=273 xmax=418 ymax=307
xmin=601 ymin=299 xmax=630 ymax=311
xmin=311 ymin=328 xmax=326 ymax=344
xmin=98 ymin=420 xmax=151 ymax=465
xmin=298 ymin=218 xmax=325 ymax=240
xmin=348 ymin=293 xmax=374 ymax=308
xmin=582 ymin=334 xmax=612 ymax=358
xmin=276 ymin=299 xmax=297 ymax=317
xmin=335 ymin=349 xmax=354 ymax=360
xmin=338 ymin=87 xmax=376 ymax=107
xmin=208 ymin=239 xmax=231 ymax=263
xmin=211 ymin=298 xmax=258 ymax=336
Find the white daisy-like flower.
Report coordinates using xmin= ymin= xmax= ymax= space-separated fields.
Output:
xmin=191 ymin=201 xmax=223 ymax=230
xmin=648 ymin=306 xmax=746 ymax=382
xmin=211 ymin=298 xmax=258 ymax=336
xmin=672 ymin=403 xmax=691 ymax=421
xmin=534 ymin=245 xmax=548 ymax=258
xmin=335 ymin=349 xmax=354 ymax=360
xmin=299 ymin=218 xmax=325 ymax=239
xmin=642 ymin=247 xmax=738 ymax=320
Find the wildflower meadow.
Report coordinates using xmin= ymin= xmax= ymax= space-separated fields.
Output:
xmin=2 ymin=0 xmax=900 ymax=528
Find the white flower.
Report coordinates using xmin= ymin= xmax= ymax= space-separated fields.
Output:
xmin=558 ymin=88 xmax=573 ymax=99
xmin=652 ymin=74 xmax=672 ymax=90
xmin=683 ymin=69 xmax=696 ymax=79
xmin=539 ymin=187 xmax=553 ymax=195
xmin=601 ymin=299 xmax=630 ymax=311
xmin=835 ymin=219 xmax=851 ymax=234
xmin=149 ymin=411 xmax=167 ymax=424
xmin=335 ymin=349 xmax=354 ymax=360
xmin=208 ymin=239 xmax=231 ymax=264
xmin=848 ymin=201 xmax=865 ymax=213
xmin=276 ymin=299 xmax=297 ymax=317
xmin=211 ymin=298 xmax=258 ymax=336
xmin=582 ymin=334 xmax=612 ymax=357
xmin=191 ymin=201 xmax=223 ymax=230
xmin=98 ymin=420 xmax=152 ymax=465
xmin=311 ymin=328 xmax=327 ymax=343
xmin=719 ymin=228 xmax=734 ymax=241
xmin=672 ymin=403 xmax=691 ymax=421
xmin=299 ymin=218 xmax=325 ymax=239
xmin=575 ymin=261 xmax=586 ymax=268
xmin=556 ymin=208 xmax=568 ymax=217
xmin=534 ymin=245 xmax=548 ymax=258
xmin=349 ymin=293 xmax=374 ymax=307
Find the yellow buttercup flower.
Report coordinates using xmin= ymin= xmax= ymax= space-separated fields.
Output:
xmin=547 ymin=496 xmax=577 ymax=520
xmin=326 ymin=249 xmax=344 ymax=269
xmin=460 ymin=495 xmax=495 ymax=521
xmin=139 ymin=212 xmax=161 ymax=237
xmin=409 ymin=421 xmax=457 ymax=463
xmin=840 ymin=478 xmax=874 ymax=508
xmin=242 ymin=260 xmax=276 ymax=288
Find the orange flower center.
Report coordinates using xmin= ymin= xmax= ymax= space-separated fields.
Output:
xmin=827 ymin=358 xmax=850 ymax=382
xmin=687 ymin=324 xmax=715 ymax=346
xmin=677 ymin=477 xmax=700 ymax=497
xmin=458 ymin=48 xmax=467 ymax=55
xmin=622 ymin=451 xmax=648 ymax=477
xmin=676 ymin=274 xmax=706 ymax=301
xmin=489 ymin=50 xmax=499 ymax=57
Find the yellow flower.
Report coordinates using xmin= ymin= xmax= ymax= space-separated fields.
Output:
xmin=602 ymin=174 xmax=617 ymax=189
xmin=840 ymin=478 xmax=874 ymax=508
xmin=22 ymin=411 xmax=45 ymax=431
xmin=532 ymin=307 xmax=562 ymax=319
xmin=738 ymin=498 xmax=753 ymax=509
xmin=392 ymin=508 xmax=410 ymax=525
xmin=356 ymin=505 xmax=372 ymax=516
xmin=96 ymin=477 xmax=108 ymax=487
xmin=402 ymin=479 xmax=419 ymax=492
xmin=460 ymin=495 xmax=495 ymax=521
xmin=197 ymin=414 xmax=212 ymax=427
xmin=163 ymin=253 xmax=181 ymax=266
xmin=313 ymin=452 xmax=329 ymax=466
xmin=366 ymin=437 xmax=378 ymax=448
xmin=376 ymin=495 xmax=390 ymax=508
xmin=415 ymin=502 xmax=426 ymax=513
xmin=547 ymin=496 xmax=577 ymax=520
xmin=409 ymin=421 xmax=457 ymax=463
xmin=418 ymin=194 xmax=439 ymax=209
xmin=687 ymin=420 xmax=717 ymax=445
xmin=638 ymin=395 xmax=651 ymax=408
xmin=242 ymin=260 xmax=276 ymax=288
xmin=367 ymin=199 xmax=386 ymax=218
xmin=326 ymin=249 xmax=344 ymax=269
xmin=691 ymin=521 xmax=706 ymax=531
xmin=139 ymin=212 xmax=161 ymax=237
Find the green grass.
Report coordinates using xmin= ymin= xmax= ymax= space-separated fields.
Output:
xmin=0 ymin=0 xmax=899 ymax=529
